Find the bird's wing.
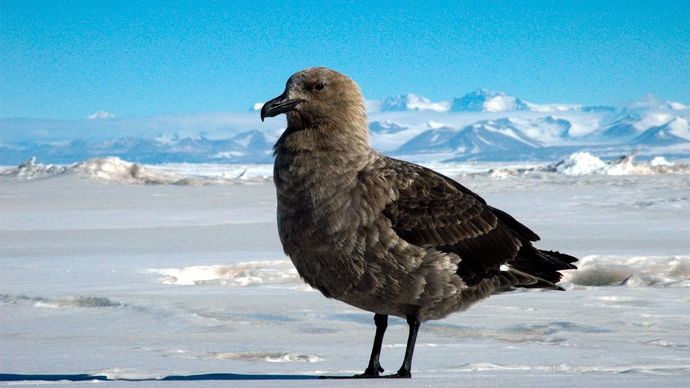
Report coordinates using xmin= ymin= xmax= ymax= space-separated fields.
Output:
xmin=382 ymin=157 xmax=540 ymax=285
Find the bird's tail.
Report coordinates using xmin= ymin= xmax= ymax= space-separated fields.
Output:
xmin=509 ymin=246 xmax=578 ymax=289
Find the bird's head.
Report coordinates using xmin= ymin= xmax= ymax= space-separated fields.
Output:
xmin=260 ymin=67 xmax=367 ymax=132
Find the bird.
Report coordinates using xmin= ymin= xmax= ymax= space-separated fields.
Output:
xmin=260 ymin=67 xmax=577 ymax=378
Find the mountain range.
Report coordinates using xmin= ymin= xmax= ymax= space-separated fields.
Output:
xmin=370 ymin=89 xmax=622 ymax=114
xmin=1 ymin=92 xmax=689 ymax=165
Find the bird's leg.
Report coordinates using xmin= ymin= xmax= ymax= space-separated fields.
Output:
xmin=354 ymin=313 xmax=388 ymax=378
xmin=387 ymin=313 xmax=420 ymax=378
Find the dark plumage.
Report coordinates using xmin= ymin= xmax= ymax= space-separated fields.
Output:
xmin=261 ymin=67 xmax=577 ymax=378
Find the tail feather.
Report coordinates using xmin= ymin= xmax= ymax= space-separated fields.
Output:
xmin=510 ymin=246 xmax=578 ymax=287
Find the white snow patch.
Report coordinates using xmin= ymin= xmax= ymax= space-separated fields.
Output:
xmin=650 ymin=156 xmax=673 ymax=166
xmin=380 ymin=94 xmax=450 ymax=112
xmin=75 ymin=157 xmax=187 ymax=184
xmin=212 ymin=151 xmax=246 ymax=158
xmin=669 ymin=101 xmax=689 ymax=111
xmin=633 ymin=112 xmax=674 ymax=131
xmin=523 ymin=102 xmax=583 ymax=113
xmin=547 ymin=153 xmax=690 ymax=176
xmin=554 ymin=152 xmax=607 ymax=175
xmin=0 ymin=157 xmax=275 ymax=184
xmin=149 ymin=260 xmax=300 ymax=287
xmin=202 ymin=351 xmax=324 ymax=363
xmin=453 ymin=362 xmax=690 ymax=374
xmin=426 ymin=120 xmax=447 ymax=129
xmin=667 ymin=117 xmax=690 ymax=140
xmin=484 ymin=95 xmax=518 ymax=112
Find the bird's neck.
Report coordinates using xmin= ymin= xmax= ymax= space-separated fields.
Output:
xmin=273 ymin=117 xmax=375 ymax=190
xmin=275 ymin=114 xmax=370 ymax=156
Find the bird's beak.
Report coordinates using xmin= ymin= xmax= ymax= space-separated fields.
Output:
xmin=260 ymin=92 xmax=304 ymax=122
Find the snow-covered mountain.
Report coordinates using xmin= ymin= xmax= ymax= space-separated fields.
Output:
xmin=396 ymin=119 xmax=541 ymax=158
xmin=368 ymin=120 xmax=408 ymax=134
xmin=447 ymin=89 xmax=616 ymax=114
xmin=522 ymin=103 xmax=616 ymax=113
xmin=669 ymin=102 xmax=689 ymax=111
xmin=508 ymin=116 xmax=572 ymax=144
xmin=623 ymin=94 xmax=690 ymax=113
xmin=588 ymin=115 xmax=641 ymax=142
xmin=378 ymin=94 xmax=450 ymax=112
xmin=631 ymin=118 xmax=690 ymax=146
xmin=0 ymin=131 xmax=276 ymax=164
xmin=450 ymin=89 xmax=530 ymax=112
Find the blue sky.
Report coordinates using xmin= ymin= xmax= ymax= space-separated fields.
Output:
xmin=2 ymin=0 xmax=689 ymax=119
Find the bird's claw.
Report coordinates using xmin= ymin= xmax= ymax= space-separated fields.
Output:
xmin=353 ymin=366 xmax=412 ymax=379
xmin=353 ymin=365 xmax=384 ymax=378
xmin=383 ymin=369 xmax=411 ymax=378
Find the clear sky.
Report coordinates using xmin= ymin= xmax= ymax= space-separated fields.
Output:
xmin=2 ymin=0 xmax=689 ymax=119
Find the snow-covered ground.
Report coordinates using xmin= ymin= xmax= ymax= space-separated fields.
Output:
xmin=1 ymin=161 xmax=689 ymax=386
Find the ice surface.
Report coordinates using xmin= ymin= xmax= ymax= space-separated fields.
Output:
xmin=1 ymin=163 xmax=689 ymax=386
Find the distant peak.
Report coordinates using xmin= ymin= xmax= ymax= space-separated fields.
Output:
xmin=379 ymin=94 xmax=450 ymax=112
xmin=468 ymin=88 xmax=504 ymax=97
xmin=451 ymin=90 xmax=527 ymax=112
xmin=664 ymin=117 xmax=689 ymax=133
xmin=624 ymin=94 xmax=689 ymax=112
xmin=668 ymin=101 xmax=689 ymax=111
xmin=87 ymin=111 xmax=114 ymax=120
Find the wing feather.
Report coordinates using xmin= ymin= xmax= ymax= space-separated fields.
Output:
xmin=382 ymin=158 xmax=538 ymax=285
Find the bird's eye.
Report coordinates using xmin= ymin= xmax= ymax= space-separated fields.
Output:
xmin=314 ymin=82 xmax=325 ymax=91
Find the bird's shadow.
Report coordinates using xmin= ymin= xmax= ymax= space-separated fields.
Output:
xmin=0 ymin=372 xmax=325 ymax=382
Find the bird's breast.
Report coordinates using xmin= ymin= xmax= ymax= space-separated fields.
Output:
xmin=272 ymin=149 xmax=386 ymax=295
xmin=274 ymin=151 xmax=361 ymax=246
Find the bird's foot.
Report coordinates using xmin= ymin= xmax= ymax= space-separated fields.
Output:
xmin=353 ymin=365 xmax=384 ymax=378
